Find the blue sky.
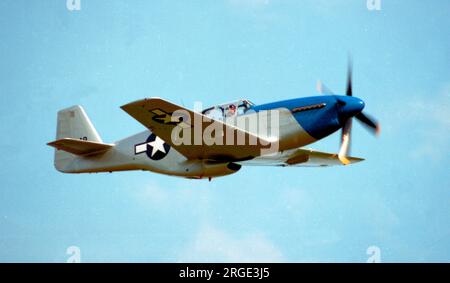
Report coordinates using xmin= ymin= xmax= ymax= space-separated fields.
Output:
xmin=0 ymin=0 xmax=449 ymax=262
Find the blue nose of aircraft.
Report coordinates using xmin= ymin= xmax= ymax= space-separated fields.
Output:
xmin=336 ymin=96 xmax=365 ymax=120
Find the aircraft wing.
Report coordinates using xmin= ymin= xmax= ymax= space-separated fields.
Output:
xmin=121 ymin=98 xmax=272 ymax=161
xmin=237 ymin=148 xmax=364 ymax=167
xmin=47 ymin=138 xmax=114 ymax=156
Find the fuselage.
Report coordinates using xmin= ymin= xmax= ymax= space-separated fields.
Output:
xmin=65 ymin=95 xmax=365 ymax=179
xmin=251 ymin=95 xmax=364 ymax=142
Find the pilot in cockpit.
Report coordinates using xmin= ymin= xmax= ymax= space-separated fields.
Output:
xmin=226 ymin=104 xmax=237 ymax=117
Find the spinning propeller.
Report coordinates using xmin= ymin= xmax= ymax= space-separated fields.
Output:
xmin=317 ymin=58 xmax=380 ymax=165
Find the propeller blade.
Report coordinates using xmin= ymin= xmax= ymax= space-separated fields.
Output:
xmin=355 ymin=112 xmax=380 ymax=136
xmin=316 ymin=80 xmax=336 ymax=95
xmin=334 ymin=56 xmax=379 ymax=163
xmin=338 ymin=118 xmax=352 ymax=165
xmin=346 ymin=58 xmax=353 ymax=97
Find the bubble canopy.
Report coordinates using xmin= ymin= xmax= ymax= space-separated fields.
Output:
xmin=202 ymin=99 xmax=255 ymax=120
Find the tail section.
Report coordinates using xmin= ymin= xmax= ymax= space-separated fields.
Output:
xmin=55 ymin=105 xmax=102 ymax=142
xmin=49 ymin=105 xmax=109 ymax=172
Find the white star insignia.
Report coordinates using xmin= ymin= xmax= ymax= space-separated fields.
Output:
xmin=147 ymin=136 xmax=166 ymax=157
xmin=135 ymin=136 xmax=167 ymax=157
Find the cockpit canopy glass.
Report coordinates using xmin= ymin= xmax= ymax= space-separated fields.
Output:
xmin=202 ymin=99 xmax=255 ymax=120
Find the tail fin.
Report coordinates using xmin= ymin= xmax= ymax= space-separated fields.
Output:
xmin=49 ymin=105 xmax=107 ymax=172
xmin=55 ymin=105 xmax=102 ymax=142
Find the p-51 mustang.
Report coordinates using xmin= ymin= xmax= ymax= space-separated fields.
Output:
xmin=47 ymin=63 xmax=379 ymax=180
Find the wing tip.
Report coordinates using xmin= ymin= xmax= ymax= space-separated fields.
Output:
xmin=348 ymin=156 xmax=365 ymax=164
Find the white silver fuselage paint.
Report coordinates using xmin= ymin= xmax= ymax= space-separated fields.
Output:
xmin=56 ymin=109 xmax=316 ymax=178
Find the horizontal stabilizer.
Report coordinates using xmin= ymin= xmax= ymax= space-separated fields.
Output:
xmin=47 ymin=138 xmax=113 ymax=156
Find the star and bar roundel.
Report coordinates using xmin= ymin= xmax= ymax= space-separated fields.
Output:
xmin=134 ymin=134 xmax=170 ymax=160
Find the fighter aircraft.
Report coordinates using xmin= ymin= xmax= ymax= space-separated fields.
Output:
xmin=47 ymin=63 xmax=380 ymax=180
